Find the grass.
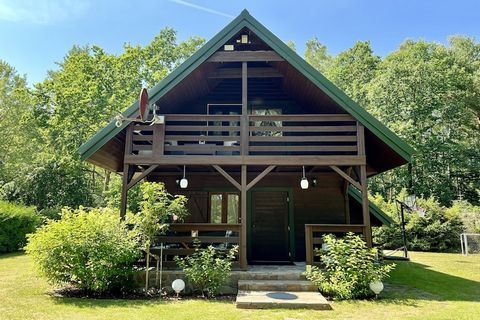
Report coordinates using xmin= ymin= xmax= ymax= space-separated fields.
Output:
xmin=0 ymin=252 xmax=479 ymax=320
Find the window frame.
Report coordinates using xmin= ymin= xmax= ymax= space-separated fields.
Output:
xmin=208 ymin=192 xmax=240 ymax=223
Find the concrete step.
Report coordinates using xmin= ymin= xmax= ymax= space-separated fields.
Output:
xmin=236 ymin=290 xmax=331 ymax=310
xmin=238 ymin=280 xmax=317 ymax=292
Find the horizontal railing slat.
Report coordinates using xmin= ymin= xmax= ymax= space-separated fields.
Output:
xmin=169 ymin=223 xmax=241 ymax=232
xmin=165 ymin=135 xmax=241 ymax=142
xmin=249 ymin=145 xmax=357 ymax=152
xmin=165 ymin=125 xmax=240 ymax=132
xmin=157 ymin=236 xmax=240 ymax=243
xmin=166 ymin=114 xmax=241 ymax=121
xmin=249 ymin=126 xmax=357 ymax=132
xmin=249 ymin=135 xmax=357 ymax=142
xmin=165 ymin=145 xmax=240 ymax=152
xmin=248 ymin=114 xmax=355 ymax=121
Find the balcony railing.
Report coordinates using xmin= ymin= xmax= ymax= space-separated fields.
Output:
xmin=127 ymin=114 xmax=359 ymax=158
xmin=305 ymin=224 xmax=366 ymax=266
xmin=151 ymin=223 xmax=241 ymax=269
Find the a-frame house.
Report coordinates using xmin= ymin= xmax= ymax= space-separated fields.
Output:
xmin=79 ymin=10 xmax=413 ymax=269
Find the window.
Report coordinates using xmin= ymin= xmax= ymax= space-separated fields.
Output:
xmin=209 ymin=192 xmax=239 ymax=223
xmin=251 ymin=107 xmax=283 ymax=137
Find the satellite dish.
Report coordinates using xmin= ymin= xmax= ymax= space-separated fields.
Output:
xmin=138 ymin=88 xmax=149 ymax=121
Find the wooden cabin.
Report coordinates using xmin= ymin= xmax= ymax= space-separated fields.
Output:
xmin=79 ymin=10 xmax=413 ymax=270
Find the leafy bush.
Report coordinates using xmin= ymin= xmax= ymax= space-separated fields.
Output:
xmin=25 ymin=207 xmax=140 ymax=294
xmin=0 ymin=201 xmax=41 ymax=253
xmin=37 ymin=207 xmax=62 ymax=221
xmin=373 ymin=195 xmax=466 ymax=252
xmin=305 ymin=233 xmax=394 ymax=300
xmin=175 ymin=243 xmax=238 ymax=297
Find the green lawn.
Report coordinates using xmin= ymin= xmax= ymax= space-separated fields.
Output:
xmin=0 ymin=252 xmax=478 ymax=320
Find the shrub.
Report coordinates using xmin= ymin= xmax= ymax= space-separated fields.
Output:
xmin=0 ymin=201 xmax=41 ymax=253
xmin=305 ymin=233 xmax=394 ymax=300
xmin=25 ymin=207 xmax=140 ymax=294
xmin=372 ymin=194 xmax=469 ymax=252
xmin=175 ymin=243 xmax=238 ymax=297
xmin=37 ymin=207 xmax=62 ymax=221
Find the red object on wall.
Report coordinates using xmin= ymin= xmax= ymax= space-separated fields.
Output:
xmin=138 ymin=88 xmax=149 ymax=121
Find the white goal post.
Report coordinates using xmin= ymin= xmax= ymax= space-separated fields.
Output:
xmin=460 ymin=233 xmax=480 ymax=255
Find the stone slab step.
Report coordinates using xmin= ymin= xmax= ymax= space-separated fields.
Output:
xmin=238 ymin=280 xmax=317 ymax=292
xmin=236 ymin=290 xmax=331 ymax=310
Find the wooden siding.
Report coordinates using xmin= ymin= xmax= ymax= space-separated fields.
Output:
xmin=148 ymin=172 xmax=357 ymax=261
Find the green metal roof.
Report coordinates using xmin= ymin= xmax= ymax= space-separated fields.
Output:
xmin=348 ymin=185 xmax=394 ymax=226
xmin=78 ymin=9 xmax=415 ymax=163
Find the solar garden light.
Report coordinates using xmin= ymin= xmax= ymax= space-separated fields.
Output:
xmin=369 ymin=280 xmax=384 ymax=298
xmin=172 ymin=279 xmax=185 ymax=297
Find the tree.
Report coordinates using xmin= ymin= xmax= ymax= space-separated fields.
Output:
xmin=0 ymin=61 xmax=42 ymax=182
xmin=325 ymin=41 xmax=380 ymax=107
xmin=1 ymin=29 xmax=205 ymax=210
xmin=367 ymin=39 xmax=480 ymax=205
xmin=131 ymin=182 xmax=188 ymax=292
xmin=304 ymin=37 xmax=332 ymax=73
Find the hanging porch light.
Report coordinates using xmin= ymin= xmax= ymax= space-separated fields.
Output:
xmin=300 ymin=166 xmax=309 ymax=190
xmin=180 ymin=165 xmax=188 ymax=189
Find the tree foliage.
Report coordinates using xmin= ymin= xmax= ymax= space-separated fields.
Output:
xmin=0 ymin=29 xmax=204 ymax=210
xmin=305 ymin=36 xmax=480 ymax=205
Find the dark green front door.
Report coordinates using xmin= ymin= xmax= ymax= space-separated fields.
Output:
xmin=250 ymin=191 xmax=290 ymax=263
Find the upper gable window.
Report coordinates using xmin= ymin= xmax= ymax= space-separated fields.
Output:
xmin=251 ymin=107 xmax=282 ymax=137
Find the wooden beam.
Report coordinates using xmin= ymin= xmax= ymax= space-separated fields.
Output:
xmin=246 ymin=165 xmax=276 ymax=191
xmin=208 ymin=67 xmax=283 ymax=78
xmin=330 ymin=165 xmax=362 ymax=190
xmin=124 ymin=155 xmax=367 ymax=166
xmin=207 ymin=50 xmax=284 ymax=62
xmin=212 ymin=165 xmax=241 ymax=190
xmin=360 ymin=165 xmax=372 ymax=247
xmin=120 ymin=124 xmax=134 ymax=219
xmin=240 ymin=165 xmax=247 ymax=270
xmin=152 ymin=124 xmax=164 ymax=157
xmin=127 ymin=165 xmax=159 ymax=190
xmin=241 ymin=62 xmax=248 ymax=155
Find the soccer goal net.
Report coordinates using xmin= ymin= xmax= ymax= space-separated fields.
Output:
xmin=460 ymin=233 xmax=480 ymax=255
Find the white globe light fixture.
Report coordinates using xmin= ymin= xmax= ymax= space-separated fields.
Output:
xmin=369 ymin=280 xmax=384 ymax=298
xmin=172 ymin=278 xmax=185 ymax=297
xmin=180 ymin=165 xmax=188 ymax=189
xmin=300 ymin=166 xmax=309 ymax=190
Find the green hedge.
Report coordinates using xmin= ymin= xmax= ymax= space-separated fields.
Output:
xmin=0 ymin=201 xmax=41 ymax=253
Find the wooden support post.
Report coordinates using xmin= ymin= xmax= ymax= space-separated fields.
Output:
xmin=240 ymin=165 xmax=247 ymax=270
xmin=120 ymin=124 xmax=134 ymax=219
xmin=241 ymin=62 xmax=248 ymax=155
xmin=357 ymin=122 xmax=372 ymax=246
xmin=120 ymin=164 xmax=135 ymax=219
xmin=305 ymin=225 xmax=313 ymax=266
xmin=360 ymin=165 xmax=372 ymax=247
xmin=152 ymin=123 xmax=164 ymax=157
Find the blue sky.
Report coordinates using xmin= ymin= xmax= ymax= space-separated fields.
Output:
xmin=0 ymin=0 xmax=479 ymax=85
